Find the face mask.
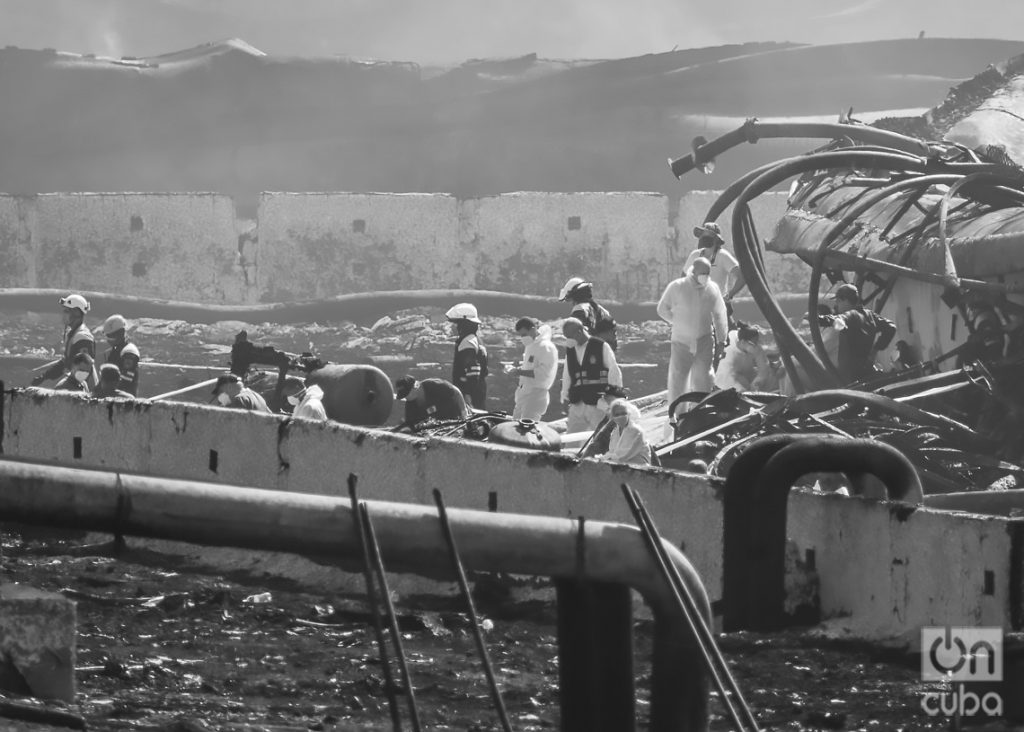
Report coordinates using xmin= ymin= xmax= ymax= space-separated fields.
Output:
xmin=217 ymin=392 xmax=231 ymax=406
xmin=287 ymin=394 xmax=301 ymax=406
xmin=696 ymin=274 xmax=710 ymax=287
xmin=519 ymin=335 xmax=533 ymax=346
xmin=74 ymin=370 xmax=89 ymax=383
xmin=564 ymin=337 xmax=578 ymax=349
xmin=612 ymin=414 xmax=629 ymax=428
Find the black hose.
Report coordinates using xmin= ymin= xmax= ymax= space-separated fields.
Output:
xmin=731 ymin=151 xmax=931 ymax=389
xmin=807 ymin=174 xmax=965 ymax=378
xmin=668 ymin=120 xmax=932 ymax=178
xmin=729 ymin=152 xmax=1003 ymax=392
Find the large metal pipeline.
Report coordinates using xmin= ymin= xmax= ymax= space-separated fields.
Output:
xmin=0 ymin=458 xmax=713 ymax=732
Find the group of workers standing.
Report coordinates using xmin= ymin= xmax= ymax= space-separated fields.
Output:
xmin=397 ymin=220 xmax=905 ymax=462
xmin=30 ymin=294 xmax=140 ymax=398
xmin=35 ymin=218 xmax=909 ymax=469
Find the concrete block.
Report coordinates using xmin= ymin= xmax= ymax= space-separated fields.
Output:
xmin=0 ymin=583 xmax=76 ymax=702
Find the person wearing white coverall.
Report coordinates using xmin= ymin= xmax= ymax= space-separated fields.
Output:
xmin=511 ymin=317 xmax=558 ymax=421
xmin=289 ymin=384 xmax=328 ymax=421
xmin=714 ymin=323 xmax=771 ymax=392
xmin=559 ymin=317 xmax=623 ymax=433
xmin=599 ymin=398 xmax=651 ymax=466
xmin=657 ymin=257 xmax=728 ymax=417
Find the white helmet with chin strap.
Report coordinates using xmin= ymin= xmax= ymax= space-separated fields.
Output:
xmin=58 ymin=294 xmax=90 ymax=314
xmin=445 ymin=303 xmax=481 ymax=324
xmin=559 ymin=277 xmax=591 ymax=301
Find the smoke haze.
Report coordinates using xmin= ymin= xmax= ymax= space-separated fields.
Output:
xmin=2 ymin=0 xmax=1022 ymax=63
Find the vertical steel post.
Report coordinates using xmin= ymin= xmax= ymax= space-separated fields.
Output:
xmin=555 ymin=579 xmax=635 ymax=732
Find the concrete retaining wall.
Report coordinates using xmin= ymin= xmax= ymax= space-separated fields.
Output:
xmin=0 ymin=190 xmax=811 ymax=305
xmin=2 ymin=389 xmax=1018 ymax=641
xmin=0 ymin=193 xmax=252 ymax=302
xmin=458 ymin=192 xmax=673 ymax=302
xmin=258 ymin=193 xmax=461 ymax=301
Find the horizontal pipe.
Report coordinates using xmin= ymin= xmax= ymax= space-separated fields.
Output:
xmin=0 ymin=458 xmax=712 ymax=729
xmin=148 ymin=378 xmax=221 ymax=402
xmin=668 ymin=120 xmax=932 ymax=179
xmin=924 ymin=491 xmax=1024 ymax=516
xmin=0 ymin=459 xmax=700 ymax=601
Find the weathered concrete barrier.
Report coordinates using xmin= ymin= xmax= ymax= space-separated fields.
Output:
xmin=0 ymin=584 xmax=76 ymax=702
xmin=2 ymin=388 xmax=1016 ymax=642
xmin=0 ymin=190 xmax=811 ymax=305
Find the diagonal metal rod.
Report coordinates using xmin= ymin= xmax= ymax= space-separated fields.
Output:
xmin=432 ymin=489 xmax=514 ymax=732
xmin=360 ymin=501 xmax=424 ymax=732
xmin=621 ymin=483 xmax=761 ymax=732
xmin=347 ymin=475 xmax=403 ymax=732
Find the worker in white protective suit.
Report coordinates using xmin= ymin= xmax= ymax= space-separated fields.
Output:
xmin=656 ymin=257 xmax=728 ymax=420
xmin=289 ymin=383 xmax=328 ymax=422
xmin=510 ymin=317 xmax=558 ymax=421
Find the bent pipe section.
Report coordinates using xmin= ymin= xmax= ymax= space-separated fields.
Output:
xmin=720 ymin=433 xmax=806 ymax=632
xmin=0 ymin=458 xmax=711 ymax=732
xmin=742 ymin=437 xmax=924 ymax=633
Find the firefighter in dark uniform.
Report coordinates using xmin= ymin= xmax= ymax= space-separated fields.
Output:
xmin=393 ymin=376 xmax=469 ymax=430
xmin=32 ymin=294 xmax=96 ymax=389
xmin=102 ymin=314 xmax=141 ymax=396
xmin=446 ymin=303 xmax=488 ymax=410
xmin=558 ymin=277 xmax=619 ymax=351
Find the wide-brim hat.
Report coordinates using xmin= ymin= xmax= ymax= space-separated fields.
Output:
xmin=693 ymin=222 xmax=724 ymax=242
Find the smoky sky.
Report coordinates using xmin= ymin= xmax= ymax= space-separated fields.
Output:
xmin=2 ymin=0 xmax=1023 ymax=63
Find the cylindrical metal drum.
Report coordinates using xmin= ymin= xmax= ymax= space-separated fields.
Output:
xmin=306 ymin=364 xmax=395 ymax=426
xmin=489 ymin=419 xmax=561 ymax=452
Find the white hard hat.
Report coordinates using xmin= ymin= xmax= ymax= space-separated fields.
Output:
xmin=58 ymin=294 xmax=90 ymax=313
xmin=558 ymin=277 xmax=591 ymax=301
xmin=102 ymin=314 xmax=127 ymax=336
xmin=445 ymin=303 xmax=481 ymax=323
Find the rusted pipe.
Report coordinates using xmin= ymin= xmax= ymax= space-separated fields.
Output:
xmin=0 ymin=459 xmax=712 ymax=732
